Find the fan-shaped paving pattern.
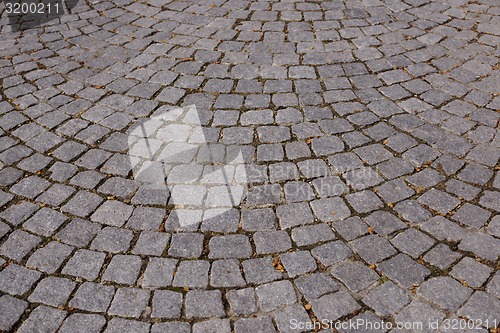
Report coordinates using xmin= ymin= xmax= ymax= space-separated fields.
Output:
xmin=0 ymin=0 xmax=499 ymax=331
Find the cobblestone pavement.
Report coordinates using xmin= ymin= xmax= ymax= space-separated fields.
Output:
xmin=0 ymin=0 xmax=499 ymax=331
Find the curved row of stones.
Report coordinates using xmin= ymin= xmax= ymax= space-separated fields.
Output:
xmin=0 ymin=0 xmax=499 ymax=331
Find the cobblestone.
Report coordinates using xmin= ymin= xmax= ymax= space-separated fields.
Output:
xmin=1 ymin=0 xmax=499 ymax=329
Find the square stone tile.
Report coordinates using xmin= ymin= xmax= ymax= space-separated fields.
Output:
xmin=59 ymin=314 xmax=106 ymax=333
xmin=62 ymin=249 xmax=106 ymax=281
xmin=417 ymin=276 xmax=472 ymax=311
xmin=450 ymin=257 xmax=493 ymax=288
xmin=311 ymin=241 xmax=353 ymax=266
xmin=418 ymin=189 xmax=460 ymax=214
xmin=390 ymin=228 xmax=435 ymax=258
xmin=310 ymin=291 xmax=361 ymax=322
xmin=378 ymin=254 xmax=431 ymax=288
xmin=349 ymin=235 xmax=397 ymax=264
xmin=280 ymin=251 xmax=317 ymax=278
xmin=69 ymin=282 xmax=115 ymax=313
xmin=173 ymin=260 xmax=210 ymax=288
xmin=363 ymin=281 xmax=411 ymax=316
xmin=108 ymin=288 xmax=150 ymax=318
xmin=256 ymin=280 xmax=297 ymax=312
xmin=330 ymin=261 xmax=379 ymax=292
xmin=102 ymin=255 xmax=142 ymax=285
xmin=0 ymin=295 xmax=27 ymax=331
xmin=423 ymin=244 xmax=461 ymax=270
xmin=451 ymin=203 xmax=491 ymax=229
xmin=28 ymin=277 xmax=76 ymax=307
xmin=151 ymin=290 xmax=183 ymax=319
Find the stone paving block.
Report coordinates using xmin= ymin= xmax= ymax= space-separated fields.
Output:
xmin=457 ymin=291 xmax=500 ymax=329
xmin=23 ymin=207 xmax=68 ymax=237
xmin=274 ymin=303 xmax=312 ymax=333
xmin=10 ymin=175 xmax=50 ymax=199
xmin=479 ymin=191 xmax=500 ymax=212
xmin=253 ymin=230 xmax=292 ymax=254
xmin=394 ymin=301 xmax=445 ymax=333
xmin=173 ymin=260 xmax=210 ymax=288
xmin=311 ymin=291 xmax=361 ymax=322
xmin=294 ymin=272 xmax=340 ymax=301
xmin=56 ymin=218 xmax=101 ymax=247
xmin=418 ymin=188 xmax=460 ymax=214
xmin=376 ymin=158 xmax=415 ymax=180
xmin=26 ymin=241 xmax=73 ymax=274
xmin=17 ymin=305 xmax=66 ymax=333
xmin=451 ymin=203 xmax=491 ymax=229
xmin=394 ymin=200 xmax=432 ymax=224
xmin=62 ymin=249 xmax=105 ymax=281
xmin=363 ymin=281 xmax=411 ymax=316
xmin=227 ymin=288 xmax=257 ymax=316
xmin=28 ymin=277 xmax=76 ymax=307
xmin=423 ymin=244 xmax=461 ymax=270
xmin=0 ymin=229 xmax=41 ymax=261
xmin=69 ymin=282 xmax=115 ymax=313
xmin=420 ymin=216 xmax=467 ymax=242
xmin=210 ymin=259 xmax=246 ymax=287
xmin=242 ymin=257 xmax=283 ymax=284
xmin=256 ymin=280 xmax=297 ymax=312
xmin=241 ymin=208 xmax=276 ymax=231
xmin=209 ymin=234 xmax=252 ymax=258
xmin=283 ymin=181 xmax=315 ymax=203
xmin=151 ymin=322 xmax=190 ymax=333
xmin=363 ymin=211 xmax=406 ymax=236
xmin=0 ymin=295 xmax=28 ymax=331
xmin=458 ymin=232 xmax=500 ymax=262
xmin=193 ymin=319 xmax=231 ymax=333
xmin=418 ymin=277 xmax=472 ymax=311
xmin=488 ymin=215 xmax=500 ymax=238
xmin=332 ymin=216 xmax=369 ymax=241
xmin=141 ymin=257 xmax=177 ymax=289
xmin=280 ymin=250 xmax=317 ymax=278
xmin=311 ymin=241 xmax=353 ymax=266
xmin=185 ymin=290 xmax=225 ymax=319
xmin=407 ymin=168 xmax=445 ymax=189
xmin=61 ymin=190 xmax=103 ymax=218
xmin=311 ymin=135 xmax=344 ymax=156
xmin=36 ymin=183 xmax=76 ymax=206
xmin=235 ymin=316 xmax=276 ymax=333
xmin=378 ymin=253 xmax=431 ymax=288
xmin=108 ymin=288 xmax=150 ymax=318
xmin=132 ymin=231 xmax=170 ymax=256
xmin=277 ymin=202 xmax=315 ymax=229
xmin=350 ymin=235 xmax=397 ymax=264
xmin=168 ymin=232 xmax=204 ymax=258
xmin=90 ymin=200 xmax=134 ymax=227
xmin=345 ymin=190 xmax=384 ymax=214
xmin=104 ymin=318 xmax=150 ymax=333
xmin=103 ymin=255 xmax=142 ymax=285
xmin=450 ymin=257 xmax=492 ymax=288
xmin=458 ymin=163 xmax=494 ymax=185
xmin=291 ymin=223 xmax=335 ymax=247
xmin=90 ymin=226 xmax=134 ymax=253
xmin=126 ymin=207 xmax=165 ymax=231
xmin=330 ymin=260 xmax=379 ymax=292
xmin=151 ymin=290 xmax=183 ymax=319
xmin=390 ymin=228 xmax=435 ymax=258
xmin=311 ymin=176 xmax=349 ymax=198
xmin=310 ymin=197 xmax=351 ymax=222
xmin=354 ymin=144 xmax=393 ymax=165
xmin=58 ymin=314 xmax=106 ymax=333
